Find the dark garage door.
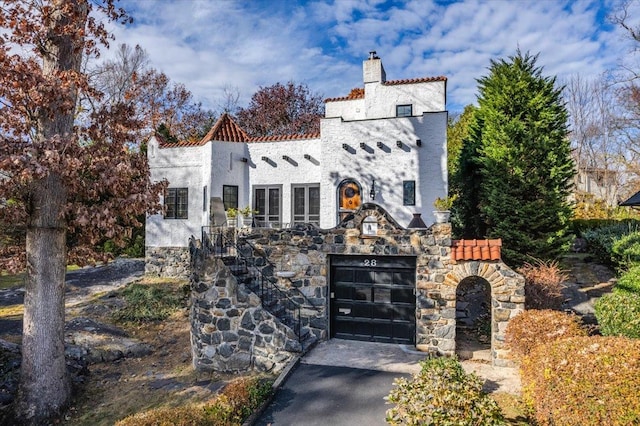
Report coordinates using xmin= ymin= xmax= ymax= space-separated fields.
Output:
xmin=330 ymin=255 xmax=416 ymax=345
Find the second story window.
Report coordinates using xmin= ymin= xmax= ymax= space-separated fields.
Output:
xmin=165 ymin=188 xmax=188 ymax=219
xmin=396 ymin=104 xmax=412 ymax=117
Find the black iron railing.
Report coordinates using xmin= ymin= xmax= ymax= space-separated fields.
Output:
xmin=201 ymin=226 xmax=302 ymax=342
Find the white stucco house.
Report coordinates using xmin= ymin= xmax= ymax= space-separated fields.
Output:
xmin=145 ymin=52 xmax=448 ymax=276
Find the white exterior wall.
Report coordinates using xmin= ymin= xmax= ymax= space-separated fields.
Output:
xmin=209 ymin=141 xmax=250 ymax=217
xmin=246 ymin=139 xmax=323 ymax=226
xmin=364 ymin=81 xmax=446 ymax=119
xmin=319 ymin=113 xmax=447 ymax=228
xmin=146 ymin=136 xmax=206 ymax=247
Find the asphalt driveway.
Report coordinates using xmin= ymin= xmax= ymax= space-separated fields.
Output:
xmin=255 ymin=363 xmax=409 ymax=426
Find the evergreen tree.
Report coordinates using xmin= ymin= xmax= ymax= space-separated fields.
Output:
xmin=454 ymin=51 xmax=575 ymax=266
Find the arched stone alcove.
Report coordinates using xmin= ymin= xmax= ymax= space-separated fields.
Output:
xmin=445 ymin=261 xmax=525 ymax=367
xmin=455 ymin=276 xmax=491 ymax=361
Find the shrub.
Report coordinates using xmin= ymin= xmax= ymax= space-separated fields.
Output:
xmin=615 ymin=264 xmax=640 ymax=295
xmin=517 ymin=259 xmax=567 ymax=310
xmin=582 ymin=222 xmax=640 ymax=266
xmin=115 ymin=377 xmax=273 ymax=426
xmin=112 ymin=282 xmax=185 ymax=323
xmin=505 ymin=310 xmax=587 ymax=363
xmin=611 ymin=231 xmax=640 ymax=267
xmin=521 ymin=336 xmax=640 ymax=425
xmin=385 ymin=356 xmax=505 ymax=425
xmin=594 ymin=292 xmax=640 ymax=338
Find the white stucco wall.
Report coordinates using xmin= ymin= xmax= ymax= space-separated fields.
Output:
xmin=146 ymin=136 xmax=206 ymax=248
xmin=209 ymin=141 xmax=250 ymax=219
xmin=319 ymin=112 xmax=447 ymax=228
xmin=246 ymin=139 xmax=322 ymax=226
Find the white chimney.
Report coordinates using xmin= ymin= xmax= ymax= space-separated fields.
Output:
xmin=363 ymin=51 xmax=386 ymax=84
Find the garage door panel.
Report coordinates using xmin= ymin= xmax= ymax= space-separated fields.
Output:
xmin=355 ymin=270 xmax=374 ymax=283
xmin=391 ymin=288 xmax=414 ymax=304
xmin=331 ymin=255 xmax=416 ymax=344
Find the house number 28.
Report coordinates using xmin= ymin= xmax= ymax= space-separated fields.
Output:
xmin=363 ymin=259 xmax=377 ymax=267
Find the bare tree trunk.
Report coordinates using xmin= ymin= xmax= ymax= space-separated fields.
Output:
xmin=16 ymin=175 xmax=69 ymax=424
xmin=14 ymin=1 xmax=86 ymax=423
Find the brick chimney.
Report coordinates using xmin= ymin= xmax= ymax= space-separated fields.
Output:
xmin=363 ymin=51 xmax=386 ymax=84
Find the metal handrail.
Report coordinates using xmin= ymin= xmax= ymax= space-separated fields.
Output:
xmin=201 ymin=226 xmax=302 ymax=341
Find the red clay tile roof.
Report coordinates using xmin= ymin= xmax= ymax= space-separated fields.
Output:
xmin=158 ymin=113 xmax=319 ymax=148
xmin=325 ymin=87 xmax=365 ymax=103
xmin=325 ymin=76 xmax=447 ymax=103
xmin=383 ymin=76 xmax=447 ymax=86
xmin=451 ymin=239 xmax=502 ymax=261
xmin=201 ymin=113 xmax=249 ymax=143
xmin=250 ymin=133 xmax=320 ymax=142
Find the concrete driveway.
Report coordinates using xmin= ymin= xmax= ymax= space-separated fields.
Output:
xmin=255 ymin=339 xmax=521 ymax=425
xmin=255 ymin=339 xmax=425 ymax=426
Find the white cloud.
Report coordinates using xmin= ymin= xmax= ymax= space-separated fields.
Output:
xmin=99 ymin=0 xmax=633 ymax=113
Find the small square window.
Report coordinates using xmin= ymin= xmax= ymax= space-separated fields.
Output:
xmin=403 ymin=181 xmax=415 ymax=206
xmin=396 ymin=104 xmax=412 ymax=117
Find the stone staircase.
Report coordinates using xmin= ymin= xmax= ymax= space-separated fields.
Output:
xmin=220 ymin=251 xmax=317 ymax=352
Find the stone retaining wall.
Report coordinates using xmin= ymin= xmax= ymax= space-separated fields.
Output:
xmin=189 ymin=203 xmax=525 ymax=368
xmin=145 ymin=247 xmax=190 ymax=278
xmin=189 ymin=242 xmax=299 ymax=373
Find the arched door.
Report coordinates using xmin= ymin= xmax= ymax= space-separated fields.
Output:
xmin=338 ymin=179 xmax=362 ymax=222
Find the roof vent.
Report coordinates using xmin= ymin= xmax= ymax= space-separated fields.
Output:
xmin=369 ymin=51 xmax=378 ymax=60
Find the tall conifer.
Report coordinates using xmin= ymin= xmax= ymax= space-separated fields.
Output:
xmin=455 ymin=51 xmax=574 ymax=265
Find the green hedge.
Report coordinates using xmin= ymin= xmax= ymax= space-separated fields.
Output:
xmin=582 ymin=222 xmax=640 ymax=266
xmin=595 ymin=292 xmax=640 ymax=338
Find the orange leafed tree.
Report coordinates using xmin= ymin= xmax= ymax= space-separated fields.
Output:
xmin=0 ymin=1 xmax=165 ymax=423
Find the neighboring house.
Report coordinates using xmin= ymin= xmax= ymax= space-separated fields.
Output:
xmin=145 ymin=52 xmax=448 ymax=276
xmin=573 ymin=166 xmax=620 ymax=207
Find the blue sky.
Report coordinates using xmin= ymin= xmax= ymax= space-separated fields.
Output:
xmin=108 ymin=0 xmax=639 ymax=114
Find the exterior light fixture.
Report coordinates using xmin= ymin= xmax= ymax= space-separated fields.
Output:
xmin=370 ymin=179 xmax=376 ymax=200
xmin=416 ymin=139 xmax=422 ymax=147
xmin=396 ymin=140 xmax=403 ymax=148
xmin=376 ymin=141 xmax=383 ymax=148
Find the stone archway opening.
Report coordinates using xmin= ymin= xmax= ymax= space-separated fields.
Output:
xmin=455 ymin=275 xmax=491 ymax=361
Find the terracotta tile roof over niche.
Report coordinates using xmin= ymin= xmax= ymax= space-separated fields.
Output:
xmin=451 ymin=239 xmax=501 ymax=261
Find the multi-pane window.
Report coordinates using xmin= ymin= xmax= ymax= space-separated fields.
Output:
xmin=396 ymin=104 xmax=412 ymax=117
xmin=292 ymin=184 xmax=320 ymax=225
xmin=223 ymin=185 xmax=239 ymax=211
xmin=403 ymin=181 xmax=415 ymax=206
xmin=165 ymin=188 xmax=188 ymax=219
xmin=253 ymin=186 xmax=281 ymax=226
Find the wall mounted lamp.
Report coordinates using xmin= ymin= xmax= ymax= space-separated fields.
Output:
xmin=416 ymin=139 xmax=422 ymax=147
xmin=370 ymin=179 xmax=376 ymax=200
xmin=396 ymin=140 xmax=403 ymax=148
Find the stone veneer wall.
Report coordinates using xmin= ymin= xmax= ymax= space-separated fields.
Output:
xmin=237 ymin=203 xmax=524 ymax=367
xmin=145 ymin=247 xmax=190 ymax=278
xmin=189 ymin=241 xmax=300 ymax=373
